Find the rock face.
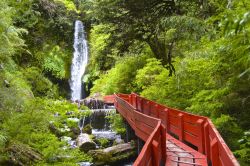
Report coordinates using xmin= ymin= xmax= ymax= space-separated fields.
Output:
xmin=76 ymin=133 xmax=96 ymax=152
xmin=88 ymin=142 xmax=136 ymax=165
xmin=81 ymin=98 xmax=104 ymax=109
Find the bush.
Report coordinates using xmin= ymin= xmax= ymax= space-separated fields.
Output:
xmin=91 ymin=54 xmax=149 ymax=95
xmin=107 ymin=114 xmax=126 ymax=136
xmin=23 ymin=67 xmax=59 ymax=98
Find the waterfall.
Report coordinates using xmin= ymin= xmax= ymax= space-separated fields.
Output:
xmin=78 ymin=117 xmax=85 ymax=134
xmin=70 ymin=20 xmax=88 ymax=101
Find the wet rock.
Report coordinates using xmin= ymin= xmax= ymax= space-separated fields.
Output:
xmin=77 ymin=133 xmax=96 ymax=152
xmin=70 ymin=127 xmax=80 ymax=139
xmin=83 ymin=124 xmax=92 ymax=134
xmin=88 ymin=142 xmax=136 ymax=165
xmin=82 ymin=98 xmax=105 ymax=109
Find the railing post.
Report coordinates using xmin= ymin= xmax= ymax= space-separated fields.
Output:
xmin=165 ymin=109 xmax=169 ymax=132
xmin=154 ymin=104 xmax=159 ymax=118
xmin=141 ymin=99 xmax=144 ymax=113
xmin=204 ymin=122 xmax=211 ymax=163
xmin=178 ymin=113 xmax=184 ymax=141
xmin=146 ymin=101 xmax=150 ymax=115
xmin=138 ymin=98 xmax=142 ymax=112
xmin=211 ymin=139 xmax=220 ymax=166
xmin=161 ymin=124 xmax=166 ymax=164
xmin=129 ymin=94 xmax=132 ymax=104
xmin=124 ymin=118 xmax=136 ymax=143
xmin=197 ymin=119 xmax=205 ymax=153
xmin=137 ymin=137 xmax=145 ymax=155
xmin=135 ymin=95 xmax=137 ymax=110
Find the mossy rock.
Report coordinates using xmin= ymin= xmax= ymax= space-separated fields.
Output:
xmin=88 ymin=142 xmax=136 ymax=165
xmin=83 ymin=124 xmax=92 ymax=134
xmin=77 ymin=133 xmax=96 ymax=153
xmin=3 ymin=142 xmax=42 ymax=166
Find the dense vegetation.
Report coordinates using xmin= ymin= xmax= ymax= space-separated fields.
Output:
xmin=86 ymin=0 xmax=250 ymax=165
xmin=0 ymin=0 xmax=249 ymax=165
xmin=0 ymin=0 xmax=92 ymax=165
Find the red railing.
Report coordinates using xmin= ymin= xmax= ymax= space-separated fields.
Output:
xmin=103 ymin=95 xmax=115 ymax=104
xmin=114 ymin=94 xmax=166 ymax=166
xmin=113 ymin=93 xmax=239 ymax=166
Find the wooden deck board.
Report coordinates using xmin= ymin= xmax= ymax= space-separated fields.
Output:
xmin=166 ymin=134 xmax=207 ymax=166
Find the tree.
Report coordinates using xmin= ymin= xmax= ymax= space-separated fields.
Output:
xmin=84 ymin=0 xmax=214 ymax=75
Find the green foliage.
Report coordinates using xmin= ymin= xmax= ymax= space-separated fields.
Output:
xmin=23 ymin=67 xmax=59 ymax=98
xmin=135 ymin=58 xmax=168 ymax=91
xmin=55 ymin=0 xmax=78 ymax=12
xmin=91 ymin=54 xmax=149 ymax=95
xmin=0 ymin=98 xmax=92 ymax=164
xmin=107 ymin=114 xmax=126 ymax=136
xmin=96 ymin=138 xmax=110 ymax=148
xmin=0 ymin=133 xmax=7 ymax=148
xmin=0 ymin=0 xmax=26 ymax=62
xmin=234 ymin=131 xmax=250 ymax=166
xmin=42 ymin=45 xmax=67 ymax=79
xmin=89 ymin=24 xmax=115 ymax=71
xmin=214 ymin=115 xmax=243 ymax=150
xmin=89 ymin=1 xmax=250 ymax=164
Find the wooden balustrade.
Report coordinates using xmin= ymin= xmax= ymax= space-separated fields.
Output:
xmin=112 ymin=93 xmax=239 ymax=166
xmin=115 ymin=94 xmax=166 ymax=166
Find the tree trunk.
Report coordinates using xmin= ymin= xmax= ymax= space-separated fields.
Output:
xmin=147 ymin=37 xmax=175 ymax=76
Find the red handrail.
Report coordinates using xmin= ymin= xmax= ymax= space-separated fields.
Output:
xmin=113 ymin=93 xmax=239 ymax=166
xmin=114 ymin=94 xmax=166 ymax=166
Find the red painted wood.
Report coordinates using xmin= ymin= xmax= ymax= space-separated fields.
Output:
xmin=110 ymin=93 xmax=239 ymax=166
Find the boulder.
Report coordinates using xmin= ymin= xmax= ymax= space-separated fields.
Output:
xmin=77 ymin=133 xmax=96 ymax=152
xmin=83 ymin=124 xmax=92 ymax=134
xmin=88 ymin=142 xmax=136 ymax=165
xmin=70 ymin=127 xmax=80 ymax=139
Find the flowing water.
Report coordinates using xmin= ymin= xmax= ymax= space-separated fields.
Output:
xmin=70 ymin=20 xmax=88 ymax=101
xmin=78 ymin=117 xmax=85 ymax=134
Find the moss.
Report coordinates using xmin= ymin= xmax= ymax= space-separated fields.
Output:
xmin=83 ymin=124 xmax=92 ymax=135
xmin=96 ymin=138 xmax=110 ymax=148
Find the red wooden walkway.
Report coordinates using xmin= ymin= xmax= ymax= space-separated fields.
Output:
xmin=104 ymin=93 xmax=239 ymax=166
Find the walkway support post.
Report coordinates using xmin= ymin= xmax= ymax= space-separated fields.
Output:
xmin=124 ymin=118 xmax=136 ymax=143
xmin=137 ymin=137 xmax=145 ymax=155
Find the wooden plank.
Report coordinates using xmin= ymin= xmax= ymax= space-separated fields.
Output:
xmin=183 ymin=121 xmax=199 ymax=137
xmin=166 ymin=134 xmax=208 ymax=166
xmin=135 ymin=128 xmax=150 ymax=141
xmin=169 ymin=124 xmax=180 ymax=136
xmin=169 ymin=115 xmax=179 ymax=127
xmin=183 ymin=114 xmax=204 ymax=124
xmin=135 ymin=119 xmax=154 ymax=135
xmin=183 ymin=131 xmax=199 ymax=147
xmin=133 ymin=111 xmax=158 ymax=127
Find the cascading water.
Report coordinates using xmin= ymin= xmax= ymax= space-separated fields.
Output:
xmin=78 ymin=117 xmax=85 ymax=134
xmin=70 ymin=20 xmax=88 ymax=101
